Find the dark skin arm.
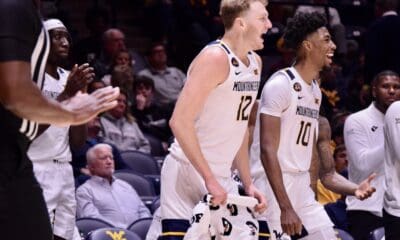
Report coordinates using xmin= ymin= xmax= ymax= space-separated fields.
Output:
xmin=317 ymin=116 xmax=376 ymax=199
xmin=0 ymin=61 xmax=119 ymax=127
xmin=260 ymin=113 xmax=302 ymax=236
xmin=36 ymin=64 xmax=94 ymax=145
xmin=248 ymin=100 xmax=259 ymax=149
xmin=0 ymin=61 xmax=74 ymax=124
xmin=309 ymin=131 xmax=319 ymax=197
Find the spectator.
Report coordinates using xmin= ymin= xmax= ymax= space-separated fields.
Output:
xmin=138 ymin=42 xmax=186 ymax=107
xmin=365 ymin=0 xmax=400 ymax=84
xmin=110 ymin=65 xmax=135 ymax=105
xmin=27 ymin=19 xmax=91 ymax=240
xmin=334 ymin=144 xmax=348 ymax=175
xmin=92 ymin=28 xmax=146 ymax=78
xmin=87 ymin=79 xmax=106 ymax=94
xmin=131 ymin=75 xmax=173 ymax=150
xmin=344 ymin=70 xmax=400 ymax=240
xmin=99 ymin=91 xmax=151 ymax=153
xmin=92 ymin=28 xmax=127 ymax=78
xmin=71 ymin=116 xmax=125 ymax=179
xmin=76 ymin=143 xmax=151 ymax=228
xmin=101 ymin=49 xmax=134 ymax=86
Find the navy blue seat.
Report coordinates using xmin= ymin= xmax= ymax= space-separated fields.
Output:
xmin=128 ymin=217 xmax=153 ymax=240
xmin=76 ymin=217 xmax=113 ymax=239
xmin=86 ymin=227 xmax=141 ymax=240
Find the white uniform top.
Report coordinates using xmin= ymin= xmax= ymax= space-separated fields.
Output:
xmin=252 ymin=67 xmax=321 ymax=174
xmin=169 ymin=40 xmax=260 ymax=177
xmin=28 ymin=68 xmax=72 ymax=162
xmin=383 ymin=101 xmax=400 ymax=217
xmin=344 ymin=103 xmax=385 ymax=216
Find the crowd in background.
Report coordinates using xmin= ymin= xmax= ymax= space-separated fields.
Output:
xmin=26 ymin=0 xmax=400 ymax=239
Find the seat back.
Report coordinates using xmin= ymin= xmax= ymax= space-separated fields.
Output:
xmin=86 ymin=227 xmax=141 ymax=240
xmin=76 ymin=217 xmax=113 ymax=239
xmin=127 ymin=217 xmax=153 ymax=240
xmin=335 ymin=228 xmax=354 ymax=240
xmin=120 ymin=150 xmax=160 ymax=175
xmin=144 ymin=133 xmax=167 ymax=157
xmin=114 ymin=170 xmax=156 ymax=196
xmin=150 ymin=196 xmax=160 ymax=214
xmin=370 ymin=227 xmax=385 ymax=240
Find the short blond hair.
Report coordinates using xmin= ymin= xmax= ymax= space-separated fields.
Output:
xmin=220 ymin=0 xmax=268 ymax=30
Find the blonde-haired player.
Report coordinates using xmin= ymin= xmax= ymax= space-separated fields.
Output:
xmin=159 ymin=0 xmax=271 ymax=238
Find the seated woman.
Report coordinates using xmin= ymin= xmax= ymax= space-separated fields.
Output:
xmin=99 ymin=91 xmax=151 ymax=153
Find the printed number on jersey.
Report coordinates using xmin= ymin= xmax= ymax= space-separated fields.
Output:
xmin=236 ymin=95 xmax=253 ymax=121
xmin=296 ymin=120 xmax=311 ymax=146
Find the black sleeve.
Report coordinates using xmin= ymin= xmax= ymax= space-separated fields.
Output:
xmin=0 ymin=0 xmax=42 ymax=62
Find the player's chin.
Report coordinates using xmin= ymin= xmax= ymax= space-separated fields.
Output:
xmin=253 ymin=43 xmax=264 ymax=51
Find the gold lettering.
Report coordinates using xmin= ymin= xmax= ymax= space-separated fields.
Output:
xmin=105 ymin=230 xmax=127 ymax=240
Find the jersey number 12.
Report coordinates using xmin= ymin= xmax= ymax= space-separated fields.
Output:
xmin=236 ymin=95 xmax=253 ymax=121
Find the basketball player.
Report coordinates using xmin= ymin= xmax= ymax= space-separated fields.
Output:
xmin=256 ymin=12 xmax=337 ymax=240
xmin=383 ymin=100 xmax=400 ymax=240
xmin=159 ymin=0 xmax=271 ymax=238
xmin=0 ymin=0 xmax=119 ymax=239
xmin=344 ymin=70 xmax=400 ymax=239
xmin=28 ymin=19 xmax=90 ymax=240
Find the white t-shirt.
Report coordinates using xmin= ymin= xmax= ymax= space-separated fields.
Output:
xmin=383 ymin=101 xmax=400 ymax=217
xmin=254 ymin=67 xmax=321 ymax=173
xmin=28 ymin=68 xmax=72 ymax=162
xmin=169 ymin=40 xmax=261 ymax=177
xmin=344 ymin=103 xmax=385 ymax=216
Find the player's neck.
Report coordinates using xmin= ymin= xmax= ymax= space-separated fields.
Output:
xmin=294 ymin=60 xmax=320 ymax=85
xmin=45 ymin=64 xmax=59 ymax=80
xmin=221 ymin=34 xmax=249 ymax=65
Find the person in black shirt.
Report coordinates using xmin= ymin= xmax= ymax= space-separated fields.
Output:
xmin=0 ymin=0 xmax=119 ymax=239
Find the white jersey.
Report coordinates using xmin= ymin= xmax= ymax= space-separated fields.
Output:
xmin=383 ymin=101 xmax=400 ymax=218
xmin=344 ymin=103 xmax=385 ymax=216
xmin=169 ymin=40 xmax=260 ymax=177
xmin=254 ymin=67 xmax=321 ymax=174
xmin=28 ymin=68 xmax=72 ymax=162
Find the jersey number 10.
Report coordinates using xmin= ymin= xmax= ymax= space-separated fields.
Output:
xmin=296 ymin=120 xmax=311 ymax=146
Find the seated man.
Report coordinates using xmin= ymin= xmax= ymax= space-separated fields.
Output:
xmin=76 ymin=143 xmax=151 ymax=228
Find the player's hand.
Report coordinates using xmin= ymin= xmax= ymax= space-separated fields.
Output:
xmin=281 ymin=207 xmax=302 ymax=236
xmin=355 ymin=173 xmax=376 ymax=200
xmin=63 ymin=86 xmax=119 ymax=125
xmin=63 ymin=63 xmax=94 ymax=96
xmin=205 ymin=177 xmax=227 ymax=206
xmin=245 ymin=184 xmax=267 ymax=214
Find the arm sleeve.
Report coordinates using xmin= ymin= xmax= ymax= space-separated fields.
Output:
xmin=75 ymin=185 xmax=104 ymax=220
xmin=126 ymin=184 xmax=152 ymax=218
xmin=0 ymin=1 xmax=40 ymax=62
xmin=344 ymin=116 xmax=384 ymax=173
xmin=259 ymin=73 xmax=291 ymax=117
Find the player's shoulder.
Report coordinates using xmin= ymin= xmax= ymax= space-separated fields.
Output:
xmin=190 ymin=45 xmax=229 ymax=74
xmin=386 ymin=101 xmax=400 ymax=116
xmin=199 ymin=44 xmax=229 ymax=62
xmin=265 ymin=68 xmax=293 ymax=88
